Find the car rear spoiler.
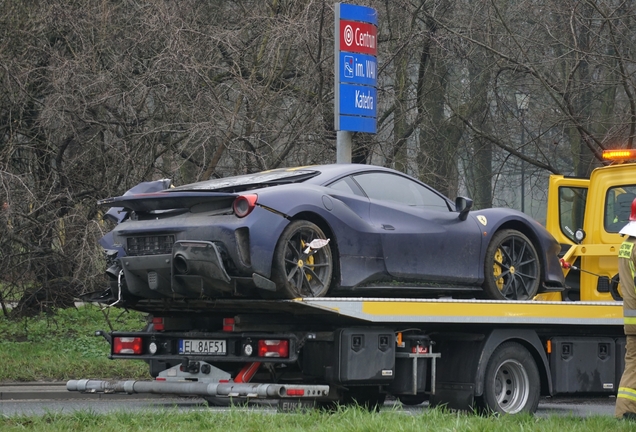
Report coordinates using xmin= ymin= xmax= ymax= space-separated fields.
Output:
xmin=98 ymin=191 xmax=238 ymax=212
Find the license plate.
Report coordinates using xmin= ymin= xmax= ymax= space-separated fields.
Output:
xmin=179 ymin=339 xmax=226 ymax=355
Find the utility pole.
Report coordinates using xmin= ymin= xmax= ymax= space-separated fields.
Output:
xmin=515 ymin=92 xmax=529 ymax=213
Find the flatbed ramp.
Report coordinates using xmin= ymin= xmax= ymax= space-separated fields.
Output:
xmin=121 ymin=296 xmax=623 ymax=326
xmin=291 ymin=298 xmax=623 ymax=325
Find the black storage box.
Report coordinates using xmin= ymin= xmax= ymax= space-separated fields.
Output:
xmin=550 ymin=337 xmax=616 ymax=394
xmin=335 ymin=328 xmax=395 ymax=384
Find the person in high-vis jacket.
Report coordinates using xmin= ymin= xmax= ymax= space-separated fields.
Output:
xmin=616 ymin=197 xmax=636 ymax=419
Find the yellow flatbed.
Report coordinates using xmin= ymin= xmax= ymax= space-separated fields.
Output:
xmin=293 ymin=297 xmax=623 ymax=325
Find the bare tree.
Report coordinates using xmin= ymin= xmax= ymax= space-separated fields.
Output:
xmin=2 ymin=0 xmax=636 ymax=313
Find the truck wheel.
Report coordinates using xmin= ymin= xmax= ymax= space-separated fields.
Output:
xmin=271 ymin=220 xmax=333 ymax=298
xmin=483 ymin=229 xmax=540 ymax=300
xmin=478 ymin=342 xmax=540 ymax=415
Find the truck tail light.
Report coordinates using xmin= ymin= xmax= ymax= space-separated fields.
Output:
xmin=152 ymin=317 xmax=164 ymax=331
xmin=233 ymin=194 xmax=257 ymax=218
xmin=258 ymin=339 xmax=289 ymax=358
xmin=223 ymin=318 xmax=235 ymax=332
xmin=113 ymin=337 xmax=143 ymax=355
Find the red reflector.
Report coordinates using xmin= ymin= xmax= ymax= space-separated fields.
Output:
xmin=287 ymin=388 xmax=305 ymax=396
xmin=234 ymin=362 xmax=261 ymax=383
xmin=155 ymin=377 xmax=166 ymax=381
xmin=223 ymin=318 xmax=235 ymax=332
xmin=152 ymin=317 xmax=164 ymax=331
xmin=113 ymin=337 xmax=143 ymax=355
xmin=258 ymin=339 xmax=289 ymax=358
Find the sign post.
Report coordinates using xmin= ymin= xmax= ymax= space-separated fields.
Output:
xmin=334 ymin=3 xmax=378 ymax=163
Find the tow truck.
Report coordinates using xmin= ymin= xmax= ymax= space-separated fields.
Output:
xmin=544 ymin=148 xmax=636 ymax=303
xmin=67 ymin=150 xmax=636 ymax=414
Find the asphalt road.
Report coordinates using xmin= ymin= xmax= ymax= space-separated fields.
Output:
xmin=0 ymin=382 xmax=618 ymax=418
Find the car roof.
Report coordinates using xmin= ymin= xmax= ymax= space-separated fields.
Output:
xmin=171 ymin=164 xmax=397 ymax=192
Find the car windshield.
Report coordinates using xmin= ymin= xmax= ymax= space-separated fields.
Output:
xmin=171 ymin=169 xmax=320 ymax=192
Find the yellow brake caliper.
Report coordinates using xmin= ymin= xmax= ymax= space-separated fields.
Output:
xmin=301 ymin=240 xmax=314 ymax=281
xmin=493 ymin=248 xmax=504 ymax=290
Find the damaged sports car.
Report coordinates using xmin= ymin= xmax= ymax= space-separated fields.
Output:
xmin=97 ymin=164 xmax=564 ymax=303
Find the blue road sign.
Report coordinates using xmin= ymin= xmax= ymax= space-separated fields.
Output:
xmin=340 ymin=3 xmax=377 ymax=25
xmin=339 ymin=83 xmax=376 ymax=117
xmin=338 ymin=115 xmax=377 ymax=133
xmin=335 ymin=3 xmax=378 ymax=134
xmin=339 ymin=52 xmax=377 ymax=86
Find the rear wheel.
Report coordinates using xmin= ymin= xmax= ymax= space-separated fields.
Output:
xmin=483 ymin=229 xmax=540 ymax=300
xmin=271 ymin=220 xmax=333 ymax=298
xmin=477 ymin=342 xmax=540 ymax=414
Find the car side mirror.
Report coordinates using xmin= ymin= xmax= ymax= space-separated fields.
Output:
xmin=456 ymin=196 xmax=473 ymax=221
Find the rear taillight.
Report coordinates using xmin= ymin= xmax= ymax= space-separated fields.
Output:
xmin=223 ymin=318 xmax=235 ymax=332
xmin=152 ymin=317 xmax=164 ymax=331
xmin=233 ymin=194 xmax=258 ymax=218
xmin=258 ymin=339 xmax=289 ymax=358
xmin=113 ymin=337 xmax=143 ymax=355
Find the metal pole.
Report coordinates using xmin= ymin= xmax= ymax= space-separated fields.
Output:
xmin=336 ymin=130 xmax=352 ymax=163
xmin=520 ymin=115 xmax=525 ymax=213
xmin=515 ymin=92 xmax=529 ymax=214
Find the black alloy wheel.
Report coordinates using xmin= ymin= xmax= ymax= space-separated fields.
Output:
xmin=483 ymin=229 xmax=540 ymax=300
xmin=271 ymin=220 xmax=333 ymax=298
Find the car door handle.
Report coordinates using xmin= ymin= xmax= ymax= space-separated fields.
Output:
xmin=382 ymin=224 xmax=395 ymax=230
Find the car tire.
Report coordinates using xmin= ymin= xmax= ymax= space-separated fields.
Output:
xmin=271 ymin=220 xmax=333 ymax=298
xmin=476 ymin=342 xmax=540 ymax=415
xmin=483 ymin=229 xmax=540 ymax=300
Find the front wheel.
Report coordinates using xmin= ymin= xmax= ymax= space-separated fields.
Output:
xmin=483 ymin=229 xmax=540 ymax=300
xmin=271 ymin=220 xmax=333 ymax=298
xmin=477 ymin=342 xmax=540 ymax=415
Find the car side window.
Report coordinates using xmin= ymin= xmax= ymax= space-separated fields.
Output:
xmin=605 ymin=186 xmax=636 ymax=233
xmin=558 ymin=186 xmax=587 ymax=241
xmin=328 ymin=177 xmax=366 ymax=197
xmin=352 ymin=172 xmax=450 ymax=211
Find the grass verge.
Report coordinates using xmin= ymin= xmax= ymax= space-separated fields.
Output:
xmin=0 ymin=406 xmax=632 ymax=431
xmin=0 ymin=305 xmax=149 ymax=382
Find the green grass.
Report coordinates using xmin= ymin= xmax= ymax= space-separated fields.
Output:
xmin=0 ymin=305 xmax=149 ymax=382
xmin=0 ymin=406 xmax=631 ymax=431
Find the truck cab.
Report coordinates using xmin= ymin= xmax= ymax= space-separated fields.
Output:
xmin=545 ymin=150 xmax=636 ymax=301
